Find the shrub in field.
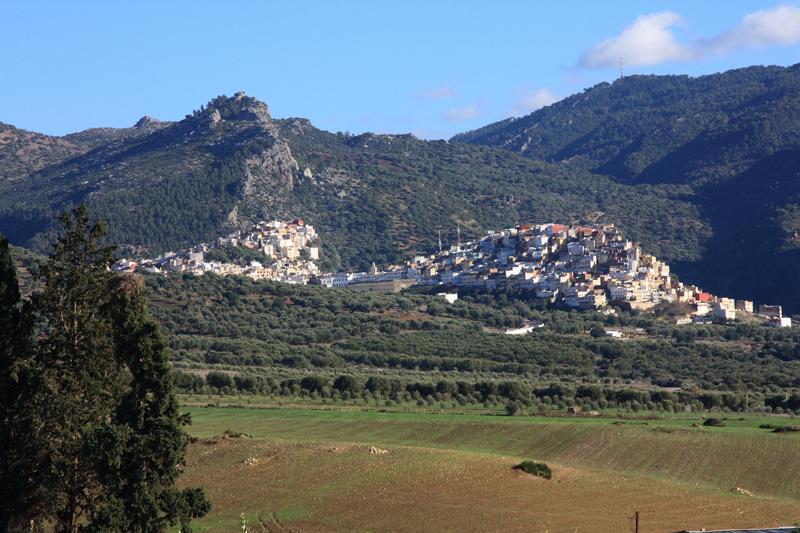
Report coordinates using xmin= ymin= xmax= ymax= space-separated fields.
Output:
xmin=513 ymin=461 xmax=552 ymax=479
xmin=505 ymin=401 xmax=522 ymax=416
xmin=772 ymin=425 xmax=800 ymax=433
xmin=702 ymin=417 xmax=725 ymax=427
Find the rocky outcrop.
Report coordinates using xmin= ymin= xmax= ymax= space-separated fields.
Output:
xmin=197 ymin=91 xmax=274 ymax=131
xmin=183 ymin=93 xmax=306 ymax=214
xmin=242 ymin=137 xmax=299 ymax=193
xmin=133 ymin=116 xmax=164 ymax=130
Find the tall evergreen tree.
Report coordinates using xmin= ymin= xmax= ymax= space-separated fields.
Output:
xmin=87 ymin=274 xmax=210 ymax=532
xmin=1 ymin=207 xmax=209 ymax=531
xmin=32 ymin=206 xmax=123 ymax=532
xmin=0 ymin=235 xmax=39 ymax=531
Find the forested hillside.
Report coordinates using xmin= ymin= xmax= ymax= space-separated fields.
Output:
xmin=452 ymin=65 xmax=800 ymax=185
xmin=454 ymin=64 xmax=800 ymax=311
xmin=1 ymin=65 xmax=800 ymax=310
xmin=273 ymin=122 xmax=706 ymax=270
xmin=0 ymin=93 xmax=704 ymax=270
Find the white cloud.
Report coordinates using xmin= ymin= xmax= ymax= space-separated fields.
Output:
xmin=579 ymin=6 xmax=800 ymax=70
xmin=443 ymin=104 xmax=478 ymax=122
xmin=415 ymin=85 xmax=455 ymax=101
xmin=514 ymin=88 xmax=561 ymax=115
xmin=702 ymin=5 xmax=800 ymax=53
xmin=579 ymin=11 xmax=692 ymax=69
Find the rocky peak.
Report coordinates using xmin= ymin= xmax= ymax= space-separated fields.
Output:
xmin=133 ymin=116 xmax=161 ymax=129
xmin=201 ymin=92 xmax=273 ymax=127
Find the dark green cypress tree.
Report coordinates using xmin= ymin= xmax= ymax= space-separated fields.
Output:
xmin=0 ymin=235 xmax=40 ymax=531
xmin=3 ymin=207 xmax=209 ymax=532
xmin=32 ymin=206 xmax=123 ymax=532
xmin=86 ymin=274 xmax=210 ymax=532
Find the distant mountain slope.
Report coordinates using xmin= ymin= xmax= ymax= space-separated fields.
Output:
xmin=272 ymin=121 xmax=706 ymax=270
xmin=0 ymin=122 xmax=86 ymax=183
xmin=0 ymin=93 xmax=705 ymax=273
xmin=61 ymin=116 xmax=172 ymax=150
xmin=453 ymin=64 xmax=800 ymax=311
xmin=0 ymin=73 xmax=798 ymax=310
xmin=452 ymin=64 xmax=800 ymax=186
xmin=677 ymin=148 xmax=800 ymax=308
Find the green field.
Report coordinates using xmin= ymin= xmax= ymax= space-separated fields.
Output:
xmin=181 ymin=406 xmax=800 ymax=532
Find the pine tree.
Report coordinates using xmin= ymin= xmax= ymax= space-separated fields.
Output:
xmin=0 ymin=235 xmax=39 ymax=531
xmin=87 ymin=274 xmax=210 ymax=532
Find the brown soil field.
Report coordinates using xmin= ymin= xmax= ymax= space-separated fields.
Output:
xmin=181 ymin=438 xmax=800 ymax=533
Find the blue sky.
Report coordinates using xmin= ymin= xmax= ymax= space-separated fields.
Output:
xmin=2 ymin=1 xmax=800 ymax=139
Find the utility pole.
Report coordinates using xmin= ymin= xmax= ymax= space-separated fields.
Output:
xmin=634 ymin=510 xmax=639 ymax=533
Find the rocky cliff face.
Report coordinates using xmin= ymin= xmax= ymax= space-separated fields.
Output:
xmin=193 ymin=91 xmax=277 ymax=133
xmin=243 ymin=141 xmax=299 ymax=193
xmin=194 ymin=92 xmax=302 ymax=213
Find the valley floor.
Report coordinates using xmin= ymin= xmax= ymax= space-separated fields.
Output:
xmin=181 ymin=407 xmax=800 ymax=532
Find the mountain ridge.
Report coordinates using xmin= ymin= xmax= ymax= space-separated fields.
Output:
xmin=452 ymin=64 xmax=800 ymax=185
xmin=1 ymin=67 xmax=799 ymax=311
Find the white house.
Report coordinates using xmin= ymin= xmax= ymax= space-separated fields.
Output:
xmin=768 ymin=317 xmax=792 ymax=328
xmin=437 ymin=292 xmax=458 ymax=304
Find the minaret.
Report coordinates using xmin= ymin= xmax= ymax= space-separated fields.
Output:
xmin=438 ymin=230 xmax=442 ymax=254
xmin=456 ymin=224 xmax=461 ymax=249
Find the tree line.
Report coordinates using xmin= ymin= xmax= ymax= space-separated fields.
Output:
xmin=176 ymin=370 xmax=799 ymax=415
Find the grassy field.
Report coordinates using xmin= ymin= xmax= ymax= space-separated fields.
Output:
xmin=180 ymin=406 xmax=800 ymax=532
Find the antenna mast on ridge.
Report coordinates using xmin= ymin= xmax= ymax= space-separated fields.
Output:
xmin=619 ymin=56 xmax=624 ymax=79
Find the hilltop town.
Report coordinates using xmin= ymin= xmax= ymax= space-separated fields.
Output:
xmin=115 ymin=219 xmax=321 ymax=284
xmin=116 ymin=220 xmax=792 ymax=328
xmin=324 ymin=222 xmax=791 ymax=328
